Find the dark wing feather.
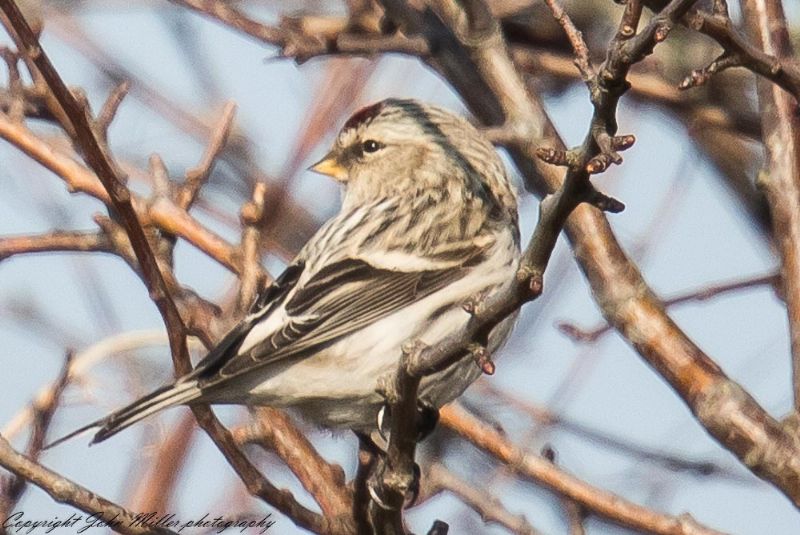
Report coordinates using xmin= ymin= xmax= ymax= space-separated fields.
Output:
xmin=211 ymin=258 xmax=464 ymax=379
xmin=188 ymin=262 xmax=304 ymax=379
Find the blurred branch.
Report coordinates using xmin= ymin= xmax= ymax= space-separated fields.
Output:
xmin=128 ymin=413 xmax=195 ymax=515
xmin=0 ymin=434 xmax=178 ymax=535
xmin=558 ymin=271 xmax=780 ymax=343
xmin=0 ymin=231 xmax=112 ymax=261
xmin=238 ymin=181 xmax=268 ymax=312
xmin=423 ymin=464 xmax=541 ymax=535
xmin=0 ymin=4 xmax=335 ymax=533
xmin=477 ymin=382 xmax=749 ymax=482
xmin=541 ymin=447 xmax=586 ymax=535
xmin=0 ymin=351 xmax=72 ymax=519
xmin=170 ymin=0 xmax=429 ymax=61
xmin=739 ymin=0 xmax=800 ymax=414
xmin=0 ymin=115 xmax=243 ymax=274
xmin=382 ymin=0 xmax=800 ymax=509
xmin=235 ymin=408 xmax=354 ymax=528
xmin=96 ymin=79 xmax=130 ymax=140
xmin=441 ymin=405 xmax=725 ymax=535
xmin=0 ymin=0 xmax=191 ymax=390
xmin=176 ymin=101 xmax=237 ymax=210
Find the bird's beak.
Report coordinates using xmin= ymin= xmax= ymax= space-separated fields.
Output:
xmin=309 ymin=153 xmax=348 ymax=182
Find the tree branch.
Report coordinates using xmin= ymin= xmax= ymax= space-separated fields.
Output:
xmin=739 ymin=0 xmax=800 ymax=413
xmin=0 ymin=231 xmax=112 ymax=262
xmin=0 ymin=4 xmax=332 ymax=532
xmin=365 ymin=0 xmax=800 ymax=510
xmin=440 ymin=405 xmax=726 ymax=535
xmin=0 ymin=433 xmax=178 ymax=535
xmin=424 ymin=464 xmax=542 ymax=535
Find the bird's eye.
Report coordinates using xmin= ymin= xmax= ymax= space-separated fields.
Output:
xmin=362 ymin=140 xmax=383 ymax=153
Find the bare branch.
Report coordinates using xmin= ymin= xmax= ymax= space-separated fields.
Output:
xmin=424 ymin=464 xmax=541 ymax=535
xmin=176 ymin=101 xmax=237 ymax=210
xmin=0 ymin=434 xmax=178 ymax=535
xmin=235 ymin=408 xmax=354 ymax=528
xmin=0 ymin=231 xmax=112 ymax=262
xmin=688 ymin=10 xmax=800 ymax=102
xmin=238 ymin=181 xmax=268 ymax=313
xmin=96 ymin=79 xmax=130 ymax=140
xmin=542 ymin=0 xmax=595 ymax=83
xmin=740 ymin=0 xmax=800 ymax=413
xmin=0 ymin=351 xmax=72 ymax=518
xmin=128 ymin=414 xmax=195 ymax=514
xmin=441 ymin=405 xmax=726 ymax=535
xmin=559 ymin=272 xmax=780 ymax=343
xmin=0 ymin=114 xmax=242 ymax=274
xmin=541 ymin=447 xmax=586 ymax=535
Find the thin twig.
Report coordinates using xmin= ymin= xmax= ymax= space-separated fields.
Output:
xmin=542 ymin=0 xmax=595 ymax=83
xmin=0 ymin=434 xmax=178 ymax=535
xmin=441 ymin=405 xmax=726 ymax=535
xmin=176 ymin=101 xmax=237 ymax=210
xmin=0 ymin=231 xmax=112 ymax=261
xmin=96 ymin=79 xmax=130 ymax=140
xmin=558 ymin=272 xmax=780 ymax=343
xmin=425 ymin=464 xmax=541 ymax=535
xmin=238 ymin=181 xmax=268 ymax=313
xmin=688 ymin=9 xmax=800 ymax=102
xmin=541 ymin=447 xmax=586 ymax=535
xmin=0 ymin=351 xmax=73 ymax=519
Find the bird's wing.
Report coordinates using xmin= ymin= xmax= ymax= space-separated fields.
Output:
xmin=192 ymin=254 xmax=476 ymax=385
xmin=187 ymin=262 xmax=305 ymax=379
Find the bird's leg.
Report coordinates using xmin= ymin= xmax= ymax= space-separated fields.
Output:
xmin=354 ymin=432 xmax=381 ymax=532
xmin=375 ymin=399 xmax=441 ymax=445
xmin=415 ymin=400 xmax=440 ymax=441
xmin=369 ymin=400 xmax=440 ymax=508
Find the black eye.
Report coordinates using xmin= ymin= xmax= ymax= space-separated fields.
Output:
xmin=362 ymin=140 xmax=383 ymax=153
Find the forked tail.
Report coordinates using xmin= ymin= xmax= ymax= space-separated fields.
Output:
xmin=45 ymin=380 xmax=202 ymax=448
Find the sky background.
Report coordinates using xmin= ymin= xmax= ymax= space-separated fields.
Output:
xmin=1 ymin=1 xmax=799 ymax=534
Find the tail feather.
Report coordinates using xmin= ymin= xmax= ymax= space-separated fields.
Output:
xmin=45 ymin=380 xmax=202 ymax=449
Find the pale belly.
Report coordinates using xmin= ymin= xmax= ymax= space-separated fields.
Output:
xmin=206 ymin=237 xmax=519 ymax=430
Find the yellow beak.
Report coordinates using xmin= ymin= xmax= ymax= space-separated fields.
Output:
xmin=310 ymin=153 xmax=348 ymax=182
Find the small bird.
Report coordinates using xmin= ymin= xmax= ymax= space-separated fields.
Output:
xmin=49 ymin=98 xmax=520 ymax=447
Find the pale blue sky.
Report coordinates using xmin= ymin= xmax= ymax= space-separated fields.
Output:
xmin=1 ymin=3 xmax=798 ymax=534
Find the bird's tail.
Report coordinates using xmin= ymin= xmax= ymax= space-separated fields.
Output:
xmin=44 ymin=380 xmax=202 ymax=449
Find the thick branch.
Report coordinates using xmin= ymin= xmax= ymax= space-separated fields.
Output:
xmin=235 ymin=408 xmax=354 ymax=527
xmin=0 ymin=5 xmax=332 ymax=532
xmin=377 ymin=0 xmax=800 ymax=509
xmin=739 ymin=0 xmax=800 ymax=412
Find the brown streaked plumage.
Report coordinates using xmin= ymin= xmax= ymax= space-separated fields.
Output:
xmin=48 ymin=99 xmax=521 ymax=448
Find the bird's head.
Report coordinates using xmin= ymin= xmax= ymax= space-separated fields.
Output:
xmin=310 ymin=98 xmax=516 ymax=217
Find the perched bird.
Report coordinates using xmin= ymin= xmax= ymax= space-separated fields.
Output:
xmin=49 ymin=98 xmax=520 ymax=447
